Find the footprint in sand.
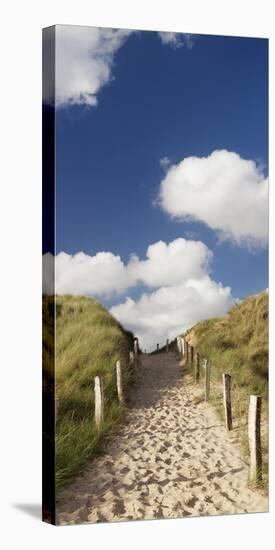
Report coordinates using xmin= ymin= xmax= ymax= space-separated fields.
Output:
xmin=57 ymin=353 xmax=268 ymax=525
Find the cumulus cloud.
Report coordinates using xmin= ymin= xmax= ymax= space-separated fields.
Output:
xmin=110 ymin=276 xmax=234 ymax=352
xmin=46 ymin=25 xmax=131 ymax=108
xmin=45 ymin=238 xmax=213 ymax=296
xmin=158 ymin=150 xmax=268 ymax=248
xmin=43 ymin=237 xmax=235 ymax=351
xmin=158 ymin=32 xmax=195 ymax=49
xmin=54 ymin=251 xmax=130 ymax=296
xmin=128 ymin=238 xmax=212 ymax=288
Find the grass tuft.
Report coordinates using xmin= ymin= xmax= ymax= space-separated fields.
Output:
xmin=43 ymin=295 xmax=134 ymax=491
xmin=184 ymin=290 xmax=268 ymax=491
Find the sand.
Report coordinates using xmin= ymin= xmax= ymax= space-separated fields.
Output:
xmin=57 ymin=352 xmax=268 ymax=525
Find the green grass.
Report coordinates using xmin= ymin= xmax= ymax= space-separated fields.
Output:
xmin=183 ymin=290 xmax=268 ymax=490
xmin=43 ymin=295 xmax=134 ymax=491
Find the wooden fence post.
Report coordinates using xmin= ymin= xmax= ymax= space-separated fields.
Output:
xmin=180 ymin=337 xmax=185 ymax=357
xmin=204 ymin=360 xmax=211 ymax=401
xmin=190 ymin=345 xmax=194 ymax=365
xmin=157 ymin=343 xmax=159 ymax=353
xmin=223 ymin=374 xmax=232 ymax=430
xmin=248 ymin=395 xmax=262 ymax=483
xmin=94 ymin=374 xmax=104 ymax=429
xmin=116 ymin=360 xmax=124 ymax=405
xmin=134 ymin=338 xmax=139 ymax=367
xmin=166 ymin=339 xmax=169 ymax=353
xmin=195 ymin=352 xmax=200 ymax=383
xmin=185 ymin=341 xmax=189 ymax=364
xmin=134 ymin=338 xmax=138 ymax=356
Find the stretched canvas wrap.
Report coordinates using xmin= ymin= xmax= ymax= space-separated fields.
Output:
xmin=42 ymin=25 xmax=269 ymax=525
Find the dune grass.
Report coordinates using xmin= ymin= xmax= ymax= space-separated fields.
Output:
xmin=184 ymin=290 xmax=268 ymax=489
xmin=43 ymin=295 xmax=134 ymax=491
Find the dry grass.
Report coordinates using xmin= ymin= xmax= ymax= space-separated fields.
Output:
xmin=43 ymin=295 xmax=134 ymax=491
xmin=184 ymin=290 xmax=268 ymax=491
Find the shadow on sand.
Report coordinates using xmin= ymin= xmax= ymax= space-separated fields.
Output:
xmin=127 ymin=352 xmax=182 ymax=410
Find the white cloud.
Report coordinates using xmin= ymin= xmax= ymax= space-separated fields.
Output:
xmin=110 ymin=276 xmax=234 ymax=352
xmin=158 ymin=32 xmax=195 ymax=49
xmin=128 ymin=238 xmax=212 ymax=288
xmin=43 ymin=237 xmax=235 ymax=351
xmin=46 ymin=238 xmax=212 ymax=296
xmin=54 ymin=251 xmax=130 ymax=296
xmin=48 ymin=25 xmax=131 ymax=108
xmin=158 ymin=150 xmax=268 ymax=248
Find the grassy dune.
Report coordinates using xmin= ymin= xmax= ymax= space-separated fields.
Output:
xmin=43 ymin=295 xmax=134 ymax=491
xmin=184 ymin=290 xmax=268 ymax=488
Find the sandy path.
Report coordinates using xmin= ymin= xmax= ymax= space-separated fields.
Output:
xmin=57 ymin=353 xmax=268 ymax=525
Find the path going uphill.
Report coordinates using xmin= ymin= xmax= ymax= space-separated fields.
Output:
xmin=57 ymin=352 xmax=268 ymax=524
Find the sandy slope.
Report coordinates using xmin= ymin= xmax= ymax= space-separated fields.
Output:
xmin=57 ymin=352 xmax=268 ymax=525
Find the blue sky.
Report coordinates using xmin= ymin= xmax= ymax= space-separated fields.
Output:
xmin=51 ymin=27 xmax=268 ymax=349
